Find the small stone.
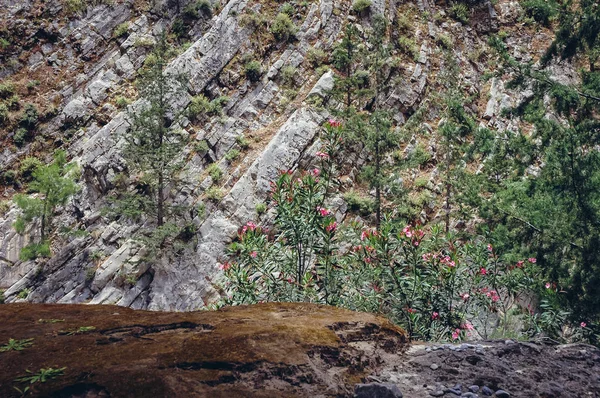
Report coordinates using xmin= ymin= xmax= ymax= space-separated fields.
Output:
xmin=430 ymin=363 xmax=439 ymax=370
xmin=428 ymin=391 xmax=444 ymax=397
xmin=495 ymin=390 xmax=510 ymax=398
xmin=462 ymin=393 xmax=479 ymax=398
xmin=354 ymin=382 xmax=403 ymax=398
xmin=481 ymin=386 xmax=494 ymax=396
xmin=468 ymin=385 xmax=480 ymax=393
xmin=443 ymin=387 xmax=461 ymax=396
xmin=504 ymin=339 xmax=514 ymax=345
xmin=426 ymin=347 xmax=431 ymax=352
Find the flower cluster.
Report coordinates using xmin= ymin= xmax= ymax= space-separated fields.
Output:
xmin=327 ymin=119 xmax=342 ymax=128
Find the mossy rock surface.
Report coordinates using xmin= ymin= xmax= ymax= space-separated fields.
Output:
xmin=0 ymin=302 xmax=408 ymax=397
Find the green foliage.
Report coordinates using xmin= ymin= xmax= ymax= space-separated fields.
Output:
xmin=306 ymin=47 xmax=327 ymax=67
xmin=13 ymin=150 xmax=79 ymax=245
xmin=255 ymin=202 xmax=267 ymax=215
xmin=17 ymin=289 xmax=30 ymax=299
xmin=521 ymin=0 xmax=557 ymax=27
xmin=343 ymin=190 xmax=376 ymax=216
xmin=64 ymin=0 xmax=86 ymax=14
xmin=235 ymin=135 xmax=250 ymax=149
xmin=280 ymin=65 xmax=297 ymax=87
xmin=0 ymin=82 xmax=15 ymax=99
xmin=115 ymin=96 xmax=130 ymax=108
xmin=225 ymin=149 xmax=240 ymax=162
xmin=13 ymin=128 xmax=29 ymax=147
xmin=120 ymin=35 xmax=189 ymax=227
xmin=449 ymin=3 xmax=470 ymax=24
xmin=0 ymin=103 xmax=8 ymax=126
xmin=207 ymin=163 xmax=223 ymax=181
xmin=187 ymin=94 xmax=228 ymax=119
xmin=280 ymin=2 xmax=295 ymax=16
xmin=113 ymin=22 xmax=129 ymax=38
xmin=205 ymin=187 xmax=224 ymax=202
xmin=19 ymin=157 xmax=43 ymax=182
xmin=19 ymin=103 xmax=38 ymax=131
xmin=19 ymin=242 xmax=51 ymax=261
xmin=15 ymin=367 xmax=66 ymax=384
xmin=194 ymin=140 xmax=210 ymax=154
xmin=244 ymin=60 xmax=262 ymax=82
xmin=0 ymin=338 xmax=34 ymax=352
xmin=270 ymin=13 xmax=297 ymax=42
xmin=59 ymin=326 xmax=95 ymax=335
xmin=0 ymin=38 xmax=9 ymax=50
xmin=26 ymin=80 xmax=40 ymax=90
xmin=351 ymin=0 xmax=372 ymax=13
xmin=437 ymin=34 xmax=453 ymax=50
xmin=397 ymin=35 xmax=418 ymax=59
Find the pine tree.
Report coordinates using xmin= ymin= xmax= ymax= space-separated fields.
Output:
xmin=13 ymin=150 xmax=79 ymax=260
xmin=121 ymin=34 xmax=188 ymax=227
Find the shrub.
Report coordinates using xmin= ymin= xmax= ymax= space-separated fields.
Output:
xmin=0 ymin=103 xmax=8 ymax=125
xmin=244 ymin=60 xmax=262 ymax=82
xmin=351 ymin=0 xmax=372 ymax=13
xmin=219 ymin=170 xmax=549 ymax=342
xmin=270 ymin=13 xmax=297 ymax=42
xmin=0 ymin=82 xmax=15 ymax=99
xmin=225 ymin=149 xmax=240 ymax=162
xmin=172 ymin=18 xmax=188 ymax=38
xmin=449 ymin=3 xmax=470 ymax=24
xmin=1 ymin=170 xmax=17 ymax=186
xmin=207 ymin=163 xmax=223 ymax=182
xmin=236 ymin=135 xmax=250 ymax=149
xmin=13 ymin=128 xmax=29 ymax=147
xmin=113 ymin=22 xmax=129 ymax=38
xmin=280 ymin=65 xmax=297 ymax=87
xmin=19 ymin=157 xmax=42 ymax=181
xmin=343 ymin=190 xmax=376 ymax=216
xmin=239 ymin=11 xmax=266 ymax=29
xmin=20 ymin=103 xmax=38 ymax=130
xmin=197 ymin=0 xmax=212 ymax=16
xmin=26 ymin=80 xmax=40 ymax=90
xmin=306 ymin=47 xmax=327 ymax=67
xmin=280 ymin=2 xmax=295 ymax=16
xmin=19 ymin=242 xmax=51 ymax=261
xmin=255 ymin=202 xmax=267 ymax=215
xmin=188 ymin=95 xmax=228 ymax=119
xmin=0 ymin=200 xmax=10 ymax=216
xmin=184 ymin=2 xmax=200 ymax=18
xmin=522 ymin=0 xmax=558 ymax=26
xmin=64 ymin=0 xmax=86 ymax=14
xmin=6 ymin=94 xmax=20 ymax=110
xmin=397 ymin=36 xmax=418 ymax=59
xmin=437 ymin=34 xmax=453 ymax=50
xmin=396 ymin=12 xmax=412 ymax=32
xmin=0 ymin=38 xmax=9 ymax=50
xmin=195 ymin=140 xmax=210 ymax=154
xmin=205 ymin=186 xmax=224 ymax=202
xmin=115 ymin=96 xmax=130 ymax=108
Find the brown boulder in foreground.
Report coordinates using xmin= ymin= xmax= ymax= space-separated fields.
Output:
xmin=0 ymin=302 xmax=408 ymax=397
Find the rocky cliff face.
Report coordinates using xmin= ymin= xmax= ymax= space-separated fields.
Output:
xmin=0 ymin=0 xmax=563 ymax=309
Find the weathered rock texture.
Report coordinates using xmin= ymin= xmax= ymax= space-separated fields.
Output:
xmin=0 ymin=302 xmax=408 ymax=397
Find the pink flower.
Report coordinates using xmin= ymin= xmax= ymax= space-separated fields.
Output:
xmin=487 ymin=244 xmax=493 ymax=252
xmin=316 ymin=151 xmax=330 ymax=159
xmin=414 ymin=240 xmax=419 ymax=247
xmin=480 ymin=267 xmax=487 ymax=276
xmin=311 ymin=168 xmax=321 ymax=177
xmin=406 ymin=308 xmax=417 ymax=314
xmin=452 ymin=328 xmax=460 ymax=340
xmin=581 ymin=322 xmax=587 ymax=328
xmin=545 ymin=282 xmax=551 ymax=289
xmin=403 ymin=226 xmax=413 ymax=238
xmin=528 ymin=257 xmax=537 ymax=263
xmin=460 ymin=292 xmax=470 ymax=301
xmin=516 ymin=260 xmax=524 ymax=268
xmin=219 ymin=262 xmax=232 ymax=271
xmin=327 ymin=119 xmax=342 ymax=128
xmin=441 ymin=255 xmax=456 ymax=268
xmin=317 ymin=207 xmax=331 ymax=217
xmin=364 ymin=257 xmax=372 ymax=264
xmin=432 ymin=312 xmax=439 ymax=320
xmin=461 ymin=322 xmax=474 ymax=331
xmin=325 ymin=221 xmax=337 ymax=232
xmin=250 ymin=251 xmax=257 ymax=258
xmin=422 ymin=253 xmax=433 ymax=262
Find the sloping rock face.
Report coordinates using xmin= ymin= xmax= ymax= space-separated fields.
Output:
xmin=0 ymin=302 xmax=408 ymax=397
xmin=0 ymin=303 xmax=598 ymax=397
